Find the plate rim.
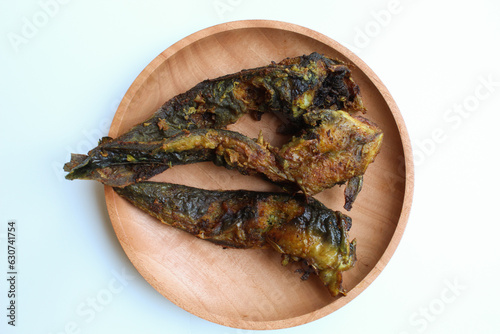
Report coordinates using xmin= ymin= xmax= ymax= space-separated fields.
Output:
xmin=104 ymin=19 xmax=414 ymax=330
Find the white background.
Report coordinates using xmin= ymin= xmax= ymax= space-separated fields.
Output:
xmin=1 ymin=0 xmax=500 ymax=333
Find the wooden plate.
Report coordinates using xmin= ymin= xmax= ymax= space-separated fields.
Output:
xmin=104 ymin=20 xmax=414 ymax=329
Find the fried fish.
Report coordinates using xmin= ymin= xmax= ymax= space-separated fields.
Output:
xmin=66 ymin=110 xmax=382 ymax=209
xmin=114 ymin=182 xmax=357 ymax=296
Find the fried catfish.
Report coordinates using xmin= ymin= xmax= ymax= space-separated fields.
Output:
xmin=111 ymin=52 xmax=365 ymax=143
xmin=65 ymin=53 xmax=368 ymax=193
xmin=66 ymin=110 xmax=382 ymax=209
xmin=114 ymin=182 xmax=356 ymax=297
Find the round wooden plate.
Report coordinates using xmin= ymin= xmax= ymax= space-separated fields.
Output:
xmin=104 ymin=20 xmax=414 ymax=329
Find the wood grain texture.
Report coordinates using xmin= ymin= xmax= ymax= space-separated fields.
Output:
xmin=104 ymin=20 xmax=414 ymax=329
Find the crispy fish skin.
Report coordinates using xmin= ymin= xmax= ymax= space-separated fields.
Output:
xmin=65 ymin=110 xmax=383 ymax=209
xmin=113 ymin=182 xmax=356 ymax=297
xmin=116 ymin=52 xmax=365 ymax=143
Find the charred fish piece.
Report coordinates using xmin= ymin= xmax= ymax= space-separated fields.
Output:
xmin=113 ymin=52 xmax=365 ymax=143
xmin=65 ymin=53 xmax=365 ymax=185
xmin=65 ymin=110 xmax=383 ymax=209
xmin=113 ymin=182 xmax=356 ymax=297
